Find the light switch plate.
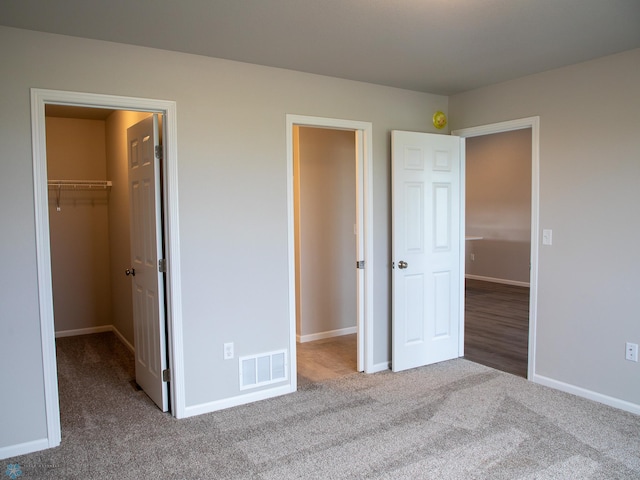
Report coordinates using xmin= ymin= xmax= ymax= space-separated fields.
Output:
xmin=542 ymin=229 xmax=553 ymax=245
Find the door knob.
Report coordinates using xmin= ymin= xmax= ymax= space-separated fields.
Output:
xmin=398 ymin=261 xmax=408 ymax=269
xmin=125 ymin=268 xmax=136 ymax=276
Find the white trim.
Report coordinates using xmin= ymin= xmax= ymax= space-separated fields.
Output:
xmin=297 ymin=326 xmax=357 ymax=343
xmin=112 ymin=325 xmax=135 ymax=353
xmin=370 ymin=361 xmax=391 ymax=373
xmin=286 ymin=120 xmax=299 ymax=394
xmin=533 ymin=374 xmax=640 ymax=416
xmin=183 ymin=384 xmax=295 ymax=418
xmin=355 ymin=128 xmax=366 ymax=372
xmin=30 ymin=89 xmax=186 ymax=457
xmin=286 ymin=114 xmax=375 ymax=378
xmin=465 ymin=274 xmax=530 ymax=288
xmin=55 ymin=326 xmax=113 ymax=338
xmin=453 ymin=116 xmax=540 ymax=381
xmin=0 ymin=438 xmax=50 ymax=461
xmin=458 ymin=138 xmax=466 ymax=357
xmin=31 ymin=90 xmax=61 ymax=451
xmin=53 ymin=325 xmax=135 ymax=353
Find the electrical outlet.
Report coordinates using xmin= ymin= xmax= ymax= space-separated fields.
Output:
xmin=224 ymin=342 xmax=234 ymax=360
xmin=625 ymin=342 xmax=638 ymax=362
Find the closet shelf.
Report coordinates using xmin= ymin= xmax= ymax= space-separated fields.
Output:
xmin=48 ymin=180 xmax=112 ymax=190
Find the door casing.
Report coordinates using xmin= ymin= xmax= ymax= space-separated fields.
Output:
xmin=286 ymin=114 xmax=374 ymax=377
xmin=30 ymin=89 xmax=186 ymax=452
xmin=453 ymin=117 xmax=540 ymax=380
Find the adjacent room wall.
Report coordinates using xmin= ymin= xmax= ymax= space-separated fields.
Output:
xmin=296 ymin=127 xmax=356 ymax=340
xmin=465 ymin=128 xmax=531 ymax=284
xmin=46 ymin=117 xmax=112 ymax=333
xmin=450 ymin=47 xmax=640 ymax=408
xmin=0 ymin=25 xmax=447 ymax=454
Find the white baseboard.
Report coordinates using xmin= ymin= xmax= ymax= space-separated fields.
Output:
xmin=369 ymin=361 xmax=391 ymax=373
xmin=465 ymin=274 xmax=529 ymax=288
xmin=55 ymin=325 xmax=112 ymax=338
xmin=533 ymin=374 xmax=640 ymax=416
xmin=0 ymin=437 xmax=52 ymax=461
xmin=183 ymin=384 xmax=295 ymax=418
xmin=55 ymin=325 xmax=135 ymax=353
xmin=297 ymin=326 xmax=357 ymax=343
xmin=111 ymin=326 xmax=135 ymax=353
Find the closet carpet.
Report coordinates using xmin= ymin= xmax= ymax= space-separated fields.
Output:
xmin=5 ymin=332 xmax=639 ymax=479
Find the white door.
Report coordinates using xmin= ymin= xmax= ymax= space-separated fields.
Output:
xmin=392 ymin=131 xmax=463 ymax=372
xmin=127 ymin=114 xmax=169 ymax=411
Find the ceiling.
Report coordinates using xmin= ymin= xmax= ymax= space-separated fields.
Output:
xmin=2 ymin=0 xmax=640 ymax=95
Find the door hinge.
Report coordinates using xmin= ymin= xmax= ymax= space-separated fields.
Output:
xmin=356 ymin=260 xmax=365 ymax=269
xmin=158 ymin=258 xmax=166 ymax=273
xmin=162 ymin=369 xmax=171 ymax=382
xmin=155 ymin=145 xmax=163 ymax=161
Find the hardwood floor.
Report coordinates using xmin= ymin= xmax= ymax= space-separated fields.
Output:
xmin=296 ymin=334 xmax=357 ymax=382
xmin=464 ymin=279 xmax=530 ymax=377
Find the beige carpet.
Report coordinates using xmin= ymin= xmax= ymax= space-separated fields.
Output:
xmin=5 ymin=332 xmax=639 ymax=479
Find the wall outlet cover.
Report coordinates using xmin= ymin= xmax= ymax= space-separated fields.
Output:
xmin=224 ymin=342 xmax=234 ymax=360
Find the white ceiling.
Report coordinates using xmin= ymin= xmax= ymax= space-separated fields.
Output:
xmin=2 ymin=0 xmax=639 ymax=95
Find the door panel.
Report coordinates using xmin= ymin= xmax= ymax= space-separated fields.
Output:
xmin=392 ymin=131 xmax=462 ymax=372
xmin=127 ymin=115 xmax=168 ymax=411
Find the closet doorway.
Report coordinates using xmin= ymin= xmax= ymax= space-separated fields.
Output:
xmin=31 ymin=89 xmax=184 ymax=450
xmin=294 ymin=126 xmax=358 ymax=381
xmin=287 ymin=115 xmax=374 ymax=379
xmin=46 ymin=105 xmax=170 ymax=402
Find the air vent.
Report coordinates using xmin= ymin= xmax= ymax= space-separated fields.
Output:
xmin=239 ymin=349 xmax=288 ymax=390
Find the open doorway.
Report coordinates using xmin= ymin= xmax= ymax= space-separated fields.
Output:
xmin=286 ymin=115 xmax=374 ymax=382
xmin=453 ymin=117 xmax=540 ymax=380
xmin=294 ymin=126 xmax=358 ymax=382
xmin=45 ymin=105 xmax=171 ymax=402
xmin=464 ymin=128 xmax=531 ymax=377
xmin=31 ymin=89 xmax=185 ymax=450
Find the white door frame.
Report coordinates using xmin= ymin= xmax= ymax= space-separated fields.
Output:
xmin=452 ymin=116 xmax=540 ymax=380
xmin=31 ymin=88 xmax=186 ymax=450
xmin=286 ymin=114 xmax=374 ymax=377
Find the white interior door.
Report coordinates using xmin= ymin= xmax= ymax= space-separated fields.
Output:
xmin=392 ymin=130 xmax=463 ymax=372
xmin=127 ymin=114 xmax=169 ymax=411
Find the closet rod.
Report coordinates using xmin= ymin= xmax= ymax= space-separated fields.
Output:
xmin=48 ymin=180 xmax=112 ymax=190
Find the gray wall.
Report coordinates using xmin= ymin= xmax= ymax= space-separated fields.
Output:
xmin=465 ymin=129 xmax=531 ymax=284
xmin=451 ymin=47 xmax=640 ymax=406
xmin=296 ymin=127 xmax=357 ymax=339
xmin=0 ymin=26 xmax=447 ymax=452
